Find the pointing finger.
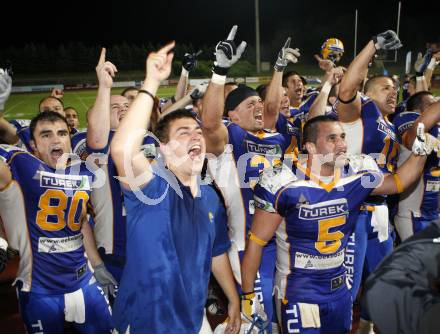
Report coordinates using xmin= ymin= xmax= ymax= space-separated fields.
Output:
xmin=98 ymin=48 xmax=106 ymax=65
xmin=227 ymin=25 xmax=237 ymax=41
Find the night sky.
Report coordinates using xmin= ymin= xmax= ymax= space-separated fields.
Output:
xmin=3 ymin=0 xmax=439 ymax=59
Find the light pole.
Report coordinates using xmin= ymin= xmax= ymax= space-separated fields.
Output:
xmin=255 ymin=0 xmax=261 ymax=73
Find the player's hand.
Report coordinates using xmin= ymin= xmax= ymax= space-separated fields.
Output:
xmin=327 ymin=66 xmax=344 ymax=86
xmin=241 ymin=291 xmax=267 ymax=323
xmin=274 ymin=37 xmax=300 ymax=72
xmin=189 ymin=82 xmax=208 ymax=101
xmin=213 ymin=25 xmax=247 ymax=75
xmin=0 ymin=69 xmax=12 ymax=111
xmin=223 ymin=299 xmax=241 ymax=334
xmin=146 ymin=41 xmax=175 ymax=84
xmin=96 ymin=48 xmax=118 ymax=89
xmin=314 ymin=54 xmax=334 ymax=72
xmin=182 ymin=50 xmax=202 ymax=72
xmin=0 ymin=237 xmax=8 ymax=273
xmin=412 ymin=123 xmax=440 ymax=156
xmin=93 ymin=263 xmax=118 ymax=298
xmin=51 ymin=87 xmax=64 ymax=99
xmin=414 ymin=50 xmax=433 ymax=76
xmin=372 ymin=30 xmax=402 ymax=51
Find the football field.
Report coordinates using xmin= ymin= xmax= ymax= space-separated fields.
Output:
xmin=3 ymin=86 xmax=440 ymax=127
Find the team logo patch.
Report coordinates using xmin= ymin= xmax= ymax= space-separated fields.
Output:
xmin=377 ymin=119 xmax=396 ymax=140
xmin=298 ymin=198 xmax=348 ymax=220
xmin=245 ymin=141 xmax=282 ymax=156
xmin=208 ymin=211 xmax=214 ymax=223
xmin=39 ymin=171 xmax=91 ymax=190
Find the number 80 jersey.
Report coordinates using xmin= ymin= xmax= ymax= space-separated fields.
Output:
xmin=0 ymin=145 xmax=94 ymax=294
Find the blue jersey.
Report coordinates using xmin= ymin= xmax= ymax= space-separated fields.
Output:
xmin=335 ymin=95 xmax=400 ymax=176
xmin=227 ymin=121 xmax=296 ymax=231
xmin=254 ymin=161 xmax=380 ymax=302
xmin=394 ymin=111 xmax=440 ymax=220
xmin=113 ymin=167 xmax=230 ymax=334
xmin=0 ymin=145 xmax=94 ymax=294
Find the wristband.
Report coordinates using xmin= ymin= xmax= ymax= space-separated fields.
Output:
xmin=248 ymin=231 xmax=267 ymax=247
xmin=211 ymin=73 xmax=226 ymax=85
xmin=181 ymin=68 xmax=189 ymax=78
xmin=337 ymin=93 xmax=357 ymax=104
xmin=138 ymin=89 xmax=155 ymax=101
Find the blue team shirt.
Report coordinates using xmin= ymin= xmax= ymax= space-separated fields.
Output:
xmin=227 ymin=120 xmax=296 ymax=231
xmin=393 ymin=111 xmax=440 ymax=220
xmin=0 ymin=145 xmax=94 ymax=294
xmin=112 ymin=166 xmax=230 ymax=334
xmin=254 ymin=162 xmax=380 ymax=302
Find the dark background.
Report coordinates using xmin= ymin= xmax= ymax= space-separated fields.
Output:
xmin=1 ymin=0 xmax=438 ymax=74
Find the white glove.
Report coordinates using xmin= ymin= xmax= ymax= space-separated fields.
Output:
xmin=412 ymin=123 xmax=440 ymax=156
xmin=189 ymin=83 xmax=208 ymax=102
xmin=213 ymin=25 xmax=247 ymax=75
xmin=274 ymin=37 xmax=300 ymax=71
xmin=0 ymin=69 xmax=12 ymax=111
xmin=94 ymin=263 xmax=118 ymax=298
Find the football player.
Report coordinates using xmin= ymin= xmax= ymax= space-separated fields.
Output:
xmin=0 ymin=111 xmax=116 ymax=333
xmin=241 ymin=115 xmax=433 ymax=334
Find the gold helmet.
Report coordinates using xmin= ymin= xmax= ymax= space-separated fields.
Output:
xmin=321 ymin=38 xmax=344 ymax=63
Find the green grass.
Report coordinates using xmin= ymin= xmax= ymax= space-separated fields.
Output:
xmin=2 ymin=87 xmax=178 ymax=127
xmin=3 ymin=86 xmax=440 ymax=128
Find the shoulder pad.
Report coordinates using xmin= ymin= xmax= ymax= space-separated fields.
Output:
xmin=258 ymin=163 xmax=296 ymax=195
xmin=348 ymin=154 xmax=380 ymax=174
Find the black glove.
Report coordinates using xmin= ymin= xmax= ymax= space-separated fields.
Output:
xmin=0 ymin=237 xmax=8 ymax=273
xmin=182 ymin=50 xmax=202 ymax=72
xmin=372 ymin=30 xmax=402 ymax=51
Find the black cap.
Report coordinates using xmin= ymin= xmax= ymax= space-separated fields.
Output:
xmin=224 ymin=85 xmax=259 ymax=113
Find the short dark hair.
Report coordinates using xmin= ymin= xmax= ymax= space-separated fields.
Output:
xmin=38 ymin=96 xmax=64 ymax=111
xmin=282 ymin=71 xmax=306 ymax=87
xmin=406 ymin=91 xmax=433 ymax=112
xmin=255 ymin=84 xmax=268 ymax=101
xmin=154 ymin=109 xmax=197 ymax=143
xmin=121 ymin=87 xmax=139 ymax=96
xmin=30 ymin=111 xmax=70 ymax=140
xmin=64 ymin=106 xmax=78 ymax=113
xmin=364 ymin=75 xmax=395 ymax=94
xmin=302 ymin=115 xmax=338 ymax=145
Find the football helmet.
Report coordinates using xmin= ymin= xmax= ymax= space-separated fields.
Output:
xmin=321 ymin=38 xmax=344 ymax=63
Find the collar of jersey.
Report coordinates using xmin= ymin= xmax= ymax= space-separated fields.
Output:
xmin=296 ymin=161 xmax=341 ymax=192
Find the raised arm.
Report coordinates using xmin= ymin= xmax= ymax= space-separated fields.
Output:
xmin=111 ymin=42 xmax=174 ymax=188
xmin=264 ymin=37 xmax=300 ymax=130
xmin=424 ymin=51 xmax=440 ymax=89
xmin=201 ymin=26 xmax=246 ymax=156
xmin=308 ymin=66 xmax=344 ymax=120
xmin=402 ymin=100 xmax=440 ymax=149
xmin=0 ymin=71 xmax=18 ymax=144
xmin=86 ymin=48 xmax=117 ymax=150
xmin=338 ymin=31 xmax=402 ymax=122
